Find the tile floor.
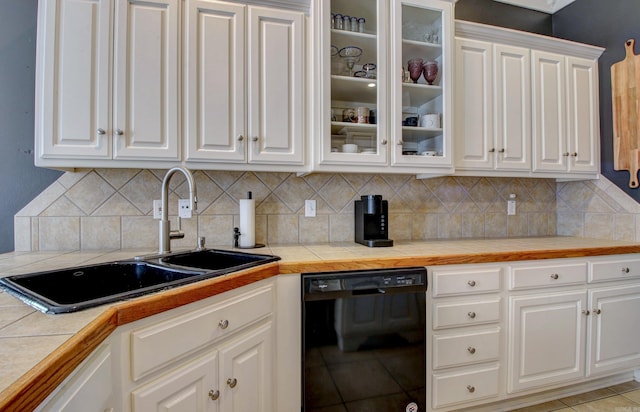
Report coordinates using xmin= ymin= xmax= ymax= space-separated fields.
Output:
xmin=509 ymin=380 xmax=640 ymax=412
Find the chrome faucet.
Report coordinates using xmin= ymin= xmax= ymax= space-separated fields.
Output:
xmin=159 ymin=166 xmax=198 ymax=254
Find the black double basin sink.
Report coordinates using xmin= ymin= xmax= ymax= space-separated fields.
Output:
xmin=0 ymin=249 xmax=280 ymax=314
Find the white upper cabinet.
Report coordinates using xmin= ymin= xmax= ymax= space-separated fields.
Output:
xmin=36 ymin=0 xmax=181 ymax=168
xmin=454 ymin=39 xmax=531 ymax=172
xmin=532 ymin=53 xmax=599 ymax=174
xmin=311 ymin=0 xmax=454 ymax=175
xmin=454 ymin=21 xmax=603 ymax=180
xmin=184 ymin=1 xmax=305 ymax=170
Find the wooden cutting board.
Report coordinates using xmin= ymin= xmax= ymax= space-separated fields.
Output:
xmin=612 ymin=39 xmax=640 ymax=188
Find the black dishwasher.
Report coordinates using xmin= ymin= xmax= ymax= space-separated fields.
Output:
xmin=302 ymin=267 xmax=427 ymax=412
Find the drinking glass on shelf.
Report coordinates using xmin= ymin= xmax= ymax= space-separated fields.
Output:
xmin=339 ymin=46 xmax=363 ymax=76
xmin=407 ymin=58 xmax=424 ymax=83
xmin=423 ymin=60 xmax=438 ymax=85
xmin=362 ymin=63 xmax=376 ymax=79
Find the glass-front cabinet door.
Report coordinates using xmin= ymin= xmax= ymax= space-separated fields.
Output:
xmin=318 ymin=0 xmax=388 ymax=167
xmin=312 ymin=0 xmax=453 ymax=174
xmin=390 ymin=0 xmax=452 ymax=169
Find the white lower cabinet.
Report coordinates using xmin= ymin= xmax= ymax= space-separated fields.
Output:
xmin=428 ymin=264 xmax=504 ymax=411
xmin=131 ymin=322 xmax=273 ymax=412
xmin=36 ymin=342 xmax=114 ymax=412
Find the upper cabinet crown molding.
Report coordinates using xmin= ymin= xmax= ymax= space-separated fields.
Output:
xmin=455 ymin=20 xmax=604 ymax=60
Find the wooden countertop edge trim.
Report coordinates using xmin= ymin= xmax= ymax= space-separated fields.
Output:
xmin=2 ymin=246 xmax=640 ymax=410
xmin=277 ymin=246 xmax=640 ymax=273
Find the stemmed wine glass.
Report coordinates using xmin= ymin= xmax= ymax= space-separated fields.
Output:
xmin=407 ymin=58 xmax=424 ymax=83
xmin=339 ymin=46 xmax=363 ymax=76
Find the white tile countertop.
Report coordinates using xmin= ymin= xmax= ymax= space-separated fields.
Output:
xmin=1 ymin=236 xmax=639 ymax=410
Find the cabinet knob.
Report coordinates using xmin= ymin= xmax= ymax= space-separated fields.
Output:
xmin=467 ymin=280 xmax=476 ymax=287
xmin=218 ymin=319 xmax=229 ymax=329
xmin=208 ymin=389 xmax=220 ymax=400
xmin=594 ymin=309 xmax=602 ymax=315
xmin=227 ymin=378 xmax=238 ymax=388
xmin=582 ymin=309 xmax=590 ymax=316
xmin=397 ymin=140 xmax=403 ymax=145
xmin=489 ymin=148 xmax=495 ymax=153
xmin=238 ymin=135 xmax=244 ymax=142
xmin=381 ymin=139 xmax=388 ymax=145
xmin=466 ymin=385 xmax=475 ymax=393
xmin=550 ymin=273 xmax=559 ymax=280
xmin=467 ymin=311 xmax=476 ymax=319
xmin=115 ymin=129 xmax=124 ymax=136
xmin=571 ymin=152 xmax=578 ymax=157
xmin=467 ymin=346 xmax=476 ymax=354
xmin=97 ymin=128 xmax=106 ymax=135
xmin=252 ymin=136 xmax=258 ymax=142
xmin=498 ymin=148 xmax=505 ymax=153
xmin=563 ymin=152 xmax=570 ymax=157
xmin=622 ymin=267 xmax=630 ymax=273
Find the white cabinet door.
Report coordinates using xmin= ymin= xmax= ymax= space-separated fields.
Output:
xmin=132 ymin=351 xmax=219 ymax=412
xmin=113 ymin=0 xmax=180 ymax=160
xmin=566 ymin=56 xmax=600 ymax=174
xmin=37 ymin=344 xmax=113 ymax=412
xmin=219 ymin=322 xmax=273 ymax=412
xmin=35 ymin=0 xmax=112 ymax=161
xmin=454 ymin=37 xmax=494 ymax=170
xmin=508 ymin=291 xmax=587 ymax=393
xmin=494 ymin=44 xmax=531 ymax=171
xmin=184 ymin=0 xmax=246 ymax=163
xmin=248 ymin=7 xmax=304 ymax=165
xmin=587 ymin=285 xmax=640 ymax=376
xmin=532 ymin=50 xmax=567 ymax=173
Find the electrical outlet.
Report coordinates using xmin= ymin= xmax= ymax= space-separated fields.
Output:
xmin=153 ymin=200 xmax=162 ymax=219
xmin=305 ymin=199 xmax=316 ymax=217
xmin=178 ymin=199 xmax=193 ymax=218
xmin=507 ymin=193 xmax=516 ymax=216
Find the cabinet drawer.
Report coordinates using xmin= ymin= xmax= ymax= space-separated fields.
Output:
xmin=433 ymin=328 xmax=501 ymax=369
xmin=590 ymin=255 xmax=640 ymax=282
xmin=432 ymin=364 xmax=500 ymax=408
xmin=130 ymin=284 xmax=273 ymax=380
xmin=510 ymin=261 xmax=587 ymax=290
xmin=432 ymin=266 xmax=502 ymax=297
xmin=433 ymin=298 xmax=501 ymax=329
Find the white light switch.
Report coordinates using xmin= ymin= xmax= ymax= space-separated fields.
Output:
xmin=305 ymin=199 xmax=316 ymax=217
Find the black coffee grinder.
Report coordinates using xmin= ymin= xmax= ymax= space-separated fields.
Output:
xmin=354 ymin=195 xmax=393 ymax=247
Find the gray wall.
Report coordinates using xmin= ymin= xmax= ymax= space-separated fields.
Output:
xmin=0 ymin=0 xmax=62 ymax=253
xmin=553 ymin=0 xmax=640 ymax=202
xmin=456 ymin=0 xmax=552 ymax=35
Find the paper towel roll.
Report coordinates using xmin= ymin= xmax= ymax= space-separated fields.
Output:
xmin=239 ymin=198 xmax=255 ymax=248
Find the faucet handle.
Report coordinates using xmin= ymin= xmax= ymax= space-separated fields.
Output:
xmin=197 ymin=236 xmax=206 ymax=250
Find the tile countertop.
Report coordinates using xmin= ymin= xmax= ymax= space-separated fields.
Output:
xmin=1 ymin=237 xmax=640 ymax=411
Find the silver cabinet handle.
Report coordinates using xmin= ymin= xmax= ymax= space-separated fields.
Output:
xmin=97 ymin=128 xmax=106 ymax=135
xmin=227 ymin=378 xmax=238 ymax=388
xmin=219 ymin=319 xmax=229 ymax=329
xmin=208 ymin=389 xmax=220 ymax=400
xmin=498 ymin=148 xmax=505 ymax=153
xmin=550 ymin=273 xmax=559 ymax=280
xmin=594 ymin=309 xmax=601 ymax=314
xmin=381 ymin=139 xmax=388 ymax=145
xmin=252 ymin=136 xmax=258 ymax=142
xmin=582 ymin=309 xmax=590 ymax=316
xmin=466 ymin=385 xmax=475 ymax=393
xmin=115 ymin=129 xmax=124 ymax=135
xmin=397 ymin=140 xmax=403 ymax=145
xmin=467 ymin=311 xmax=476 ymax=319
xmin=489 ymin=148 xmax=495 ymax=153
xmin=467 ymin=280 xmax=476 ymax=287
xmin=571 ymin=152 xmax=578 ymax=157
xmin=467 ymin=346 xmax=476 ymax=354
xmin=238 ymin=135 xmax=244 ymax=141
xmin=563 ymin=152 xmax=570 ymax=156
xmin=622 ymin=267 xmax=630 ymax=273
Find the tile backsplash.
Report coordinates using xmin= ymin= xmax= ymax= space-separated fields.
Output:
xmin=12 ymin=169 xmax=640 ymax=251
